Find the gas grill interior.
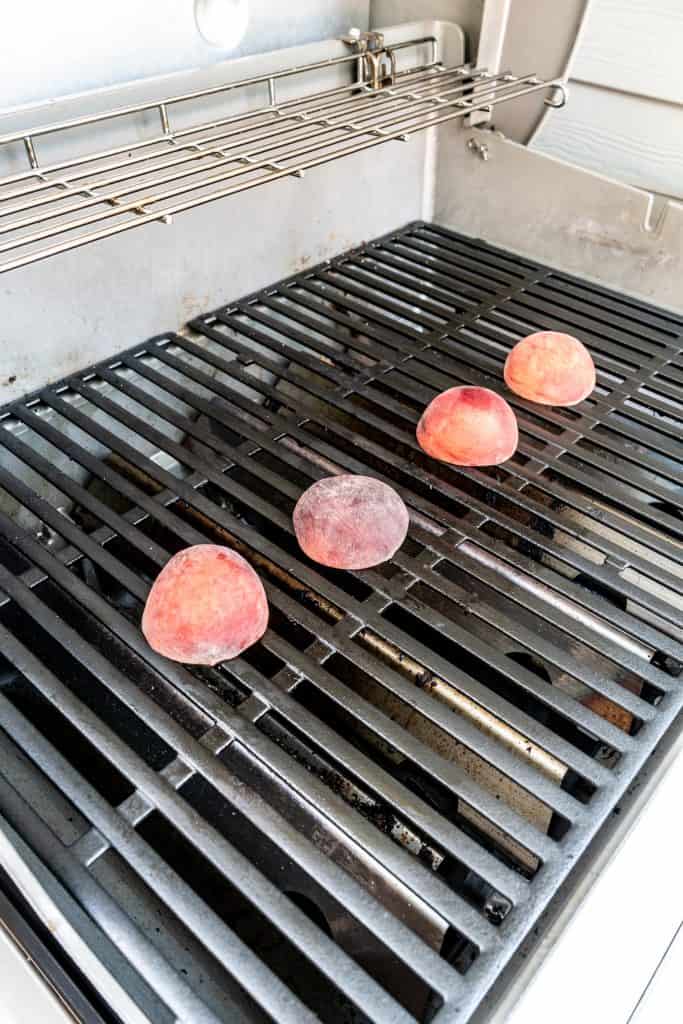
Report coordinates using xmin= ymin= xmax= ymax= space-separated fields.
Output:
xmin=0 ymin=221 xmax=681 ymax=1024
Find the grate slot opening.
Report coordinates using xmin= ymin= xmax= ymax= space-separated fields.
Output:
xmin=540 ymin=275 xmax=682 ymax=335
xmin=152 ymin=775 xmax=443 ymax=1022
xmin=353 ymin=255 xmax=473 ymax=316
xmin=0 ymin=534 xmax=32 ymax=575
xmin=324 ymin=269 xmax=450 ymax=330
xmin=517 ymin=482 xmax=681 ymax=578
xmin=88 ymin=846 xmax=276 ymax=1024
xmin=314 ymin=646 xmax=553 ymax=861
xmin=431 ymin=556 xmax=653 ymax=722
xmin=1 ymin=674 xmax=133 ymax=806
xmin=480 ymin=517 xmax=551 ymax=567
xmin=292 ymin=678 xmax=539 ymax=879
xmin=528 ymin=281 xmax=674 ymax=348
xmin=0 ymin=580 xmax=177 ymax=772
xmin=542 ymin=465 xmax=683 ymax=545
xmin=404 ymin=579 xmax=609 ymax=784
xmin=258 ymin=710 xmax=513 ymax=926
xmin=575 ymin=435 xmax=681 ymax=491
xmin=397 ymin=237 xmax=521 ymax=288
xmin=136 ymin=809 xmax=373 ymax=1024
xmin=378 ymin=601 xmax=594 ymax=807
xmin=299 ymin=420 xmax=470 ymax=521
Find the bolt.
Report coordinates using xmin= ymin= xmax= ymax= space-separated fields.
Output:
xmin=484 ymin=894 xmax=511 ymax=925
xmin=36 ymin=523 xmax=56 ymax=547
xmin=467 ymin=137 xmax=490 ymax=161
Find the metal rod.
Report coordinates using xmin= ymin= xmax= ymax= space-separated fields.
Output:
xmin=0 ymin=67 xmax=480 ymax=232
xmin=23 ymin=136 xmax=38 ymax=169
xmin=0 ymin=61 xmax=450 ymax=197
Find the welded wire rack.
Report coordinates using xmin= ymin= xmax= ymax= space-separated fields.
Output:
xmin=0 ymin=35 xmax=565 ymax=274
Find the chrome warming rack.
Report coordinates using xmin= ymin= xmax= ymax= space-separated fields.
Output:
xmin=0 ymin=32 xmax=565 ymax=274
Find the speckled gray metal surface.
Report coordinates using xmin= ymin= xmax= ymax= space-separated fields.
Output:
xmin=0 ymin=223 xmax=680 ymax=1023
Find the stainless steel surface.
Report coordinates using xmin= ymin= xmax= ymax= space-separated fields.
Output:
xmin=0 ymin=223 xmax=680 ymax=1023
xmin=436 ymin=125 xmax=683 ymax=314
xmin=1 ymin=1 xmax=371 ymax=110
xmin=0 ymin=35 xmax=562 ymax=275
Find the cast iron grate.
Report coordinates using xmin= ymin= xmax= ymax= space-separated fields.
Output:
xmin=0 ymin=222 xmax=680 ymax=1023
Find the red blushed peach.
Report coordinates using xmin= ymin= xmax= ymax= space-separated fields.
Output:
xmin=293 ymin=475 xmax=409 ymax=570
xmin=416 ymin=386 xmax=518 ymax=466
xmin=142 ymin=544 xmax=268 ymax=664
xmin=504 ymin=331 xmax=595 ymax=406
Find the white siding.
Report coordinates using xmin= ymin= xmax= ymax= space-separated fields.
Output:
xmin=532 ymin=0 xmax=683 ymax=199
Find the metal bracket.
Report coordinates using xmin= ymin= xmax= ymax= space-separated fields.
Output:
xmin=467 ymin=137 xmax=490 ymax=161
xmin=342 ymin=28 xmax=397 ymax=90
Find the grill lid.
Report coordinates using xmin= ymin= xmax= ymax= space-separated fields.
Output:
xmin=0 ymin=222 xmax=680 ymax=1023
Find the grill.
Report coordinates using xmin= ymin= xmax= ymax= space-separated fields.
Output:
xmin=0 ymin=221 xmax=680 ymax=1023
xmin=0 ymin=34 xmax=562 ymax=276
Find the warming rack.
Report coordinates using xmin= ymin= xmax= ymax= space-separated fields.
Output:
xmin=0 ymin=34 xmax=565 ymax=274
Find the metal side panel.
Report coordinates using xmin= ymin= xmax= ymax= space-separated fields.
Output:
xmin=434 ymin=127 xmax=683 ymax=314
xmin=0 ymin=926 xmax=76 ymax=1024
xmin=0 ymin=808 xmax=163 ymax=1024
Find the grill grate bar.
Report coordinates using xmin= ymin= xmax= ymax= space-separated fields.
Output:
xmin=403 ymin=337 xmax=683 ymax=544
xmin=0 ymin=498 xmax=504 ymax=953
xmin=0 ymin=454 xmax=537 ymax=930
xmin=219 ymin=280 xmax=683 ymax=540
xmin=235 ymin=230 xmax=681 ymax=545
xmin=0 ymin=500 xmax=503 ymax=953
xmin=34 ymin=323 xmax=675 ymax=708
xmin=0 ymin=444 xmax=555 ymax=864
xmin=216 ymin=296 xmax=683 ymax=589
xmin=0 ymin=762 xmax=233 ymax=1024
xmin=296 ymin=276 xmax=682 ymax=521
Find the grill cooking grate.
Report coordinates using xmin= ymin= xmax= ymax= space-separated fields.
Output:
xmin=0 ymin=222 xmax=680 ymax=1023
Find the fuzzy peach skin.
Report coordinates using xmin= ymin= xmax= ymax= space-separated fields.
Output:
xmin=416 ymin=385 xmax=518 ymax=466
xmin=504 ymin=331 xmax=596 ymax=406
xmin=142 ymin=544 xmax=268 ymax=664
xmin=293 ymin=475 xmax=409 ymax=570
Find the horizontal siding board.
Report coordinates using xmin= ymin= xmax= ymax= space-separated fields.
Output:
xmin=574 ymin=0 xmax=683 ymax=106
xmin=532 ymin=81 xmax=683 ymax=199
